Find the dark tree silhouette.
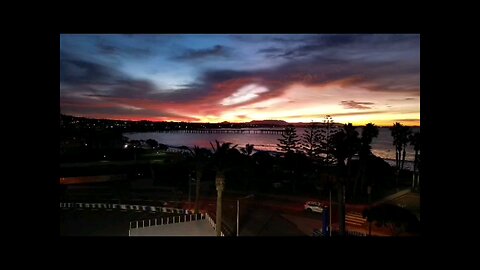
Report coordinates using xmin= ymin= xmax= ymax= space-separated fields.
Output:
xmin=301 ymin=122 xmax=321 ymax=159
xmin=362 ymin=203 xmax=420 ymax=236
xmin=210 ymin=140 xmax=239 ymax=170
xmin=390 ymin=122 xmax=412 ymax=171
xmin=329 ymin=123 xmax=360 ymax=235
xmin=319 ymin=115 xmax=337 ymax=165
xmin=409 ymin=131 xmax=420 ymax=191
xmin=390 ymin=123 xmax=412 ymax=188
xmin=354 ymin=123 xmax=379 ymax=199
xmin=241 ymin=144 xmax=255 ymax=156
xmin=145 ymin=139 xmax=159 ymax=149
xmin=187 ymin=145 xmax=212 ymax=213
xmin=277 ymin=126 xmax=300 ymax=154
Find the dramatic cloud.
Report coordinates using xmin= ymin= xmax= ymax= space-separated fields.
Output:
xmin=97 ymin=43 xmax=151 ymax=57
xmin=340 ymin=100 xmax=375 ymax=110
xmin=174 ymin=45 xmax=231 ymax=60
xmin=60 ymin=34 xmax=420 ymax=125
xmin=221 ymin=84 xmax=269 ymax=106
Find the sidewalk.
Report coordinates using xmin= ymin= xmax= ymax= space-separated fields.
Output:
xmin=374 ymin=188 xmax=412 ymax=205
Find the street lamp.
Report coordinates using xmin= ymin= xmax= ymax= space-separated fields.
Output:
xmin=237 ymin=194 xmax=254 ymax=237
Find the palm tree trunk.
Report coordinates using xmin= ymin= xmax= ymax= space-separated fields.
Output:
xmin=401 ymin=145 xmax=406 ymax=171
xmin=395 ymin=148 xmax=399 ymax=169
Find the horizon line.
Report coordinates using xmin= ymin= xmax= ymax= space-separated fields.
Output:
xmin=61 ymin=114 xmax=420 ymax=127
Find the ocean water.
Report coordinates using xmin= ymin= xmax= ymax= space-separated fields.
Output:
xmin=125 ymin=127 xmax=419 ymax=170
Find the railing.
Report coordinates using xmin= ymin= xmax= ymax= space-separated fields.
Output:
xmin=61 ymin=201 xmax=226 ymax=236
xmin=204 ymin=212 xmax=225 ymax=237
xmin=129 ymin=213 xmax=204 ymax=230
xmin=60 ymin=201 xmax=193 ymax=214
xmin=128 ymin=212 xmax=225 ymax=237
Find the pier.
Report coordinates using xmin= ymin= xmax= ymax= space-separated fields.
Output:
xmin=157 ymin=129 xmax=286 ymax=135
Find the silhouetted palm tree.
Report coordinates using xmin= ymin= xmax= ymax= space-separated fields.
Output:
xmin=329 ymin=123 xmax=360 ymax=235
xmin=390 ymin=123 xmax=412 ymax=188
xmin=187 ymin=145 xmax=212 ymax=213
xmin=210 ymin=140 xmax=239 ymax=170
xmin=390 ymin=122 xmax=412 ymax=171
xmin=241 ymin=144 xmax=255 ymax=156
xmin=354 ymin=123 xmax=379 ymax=199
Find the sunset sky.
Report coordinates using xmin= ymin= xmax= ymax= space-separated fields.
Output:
xmin=60 ymin=34 xmax=420 ymax=126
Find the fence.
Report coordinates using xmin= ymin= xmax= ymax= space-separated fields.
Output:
xmin=128 ymin=212 xmax=225 ymax=236
xmin=60 ymin=201 xmax=193 ymax=215
xmin=61 ymin=201 xmax=226 ymax=236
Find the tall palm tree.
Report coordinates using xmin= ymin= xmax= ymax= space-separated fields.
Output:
xmin=354 ymin=123 xmax=379 ymax=199
xmin=210 ymin=140 xmax=239 ymax=170
xmin=409 ymin=132 xmax=420 ymax=191
xmin=329 ymin=123 xmax=360 ymax=235
xmin=390 ymin=123 xmax=412 ymax=171
xmin=390 ymin=123 xmax=412 ymax=188
xmin=187 ymin=145 xmax=212 ymax=213
xmin=209 ymin=140 xmax=240 ymax=235
xmin=400 ymin=126 xmax=412 ymax=171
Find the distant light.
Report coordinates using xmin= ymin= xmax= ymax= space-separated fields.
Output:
xmin=124 ymin=144 xmax=128 ymax=148
xmin=85 ymin=143 xmax=87 ymax=146
xmin=103 ymin=155 xmax=106 ymax=158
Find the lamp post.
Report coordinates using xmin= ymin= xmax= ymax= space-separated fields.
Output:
xmin=237 ymin=194 xmax=254 ymax=237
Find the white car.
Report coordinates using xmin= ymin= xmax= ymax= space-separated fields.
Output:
xmin=304 ymin=201 xmax=325 ymax=213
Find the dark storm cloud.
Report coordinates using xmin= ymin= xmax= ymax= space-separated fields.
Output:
xmin=257 ymin=47 xmax=283 ymax=53
xmin=60 ymin=34 xmax=419 ymax=121
xmin=64 ymin=106 xmax=161 ymax=118
xmin=60 ymin=52 xmax=228 ymax=108
xmin=64 ymin=106 xmax=200 ymax=122
xmin=256 ymin=34 xmax=419 ymax=61
xmin=174 ymin=45 xmax=231 ymax=60
xmin=61 ymin=34 xmax=419 ymax=115
xmin=60 ymin=52 xmax=201 ymax=103
xmin=60 ymin=52 xmax=123 ymax=85
xmin=283 ymin=110 xmax=387 ymax=119
xmin=340 ymin=100 xmax=375 ymax=110
xmin=330 ymin=111 xmax=387 ymax=117
xmin=97 ymin=42 xmax=151 ymax=57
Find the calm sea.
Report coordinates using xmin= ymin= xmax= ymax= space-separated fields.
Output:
xmin=125 ymin=127 xmax=420 ymax=170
